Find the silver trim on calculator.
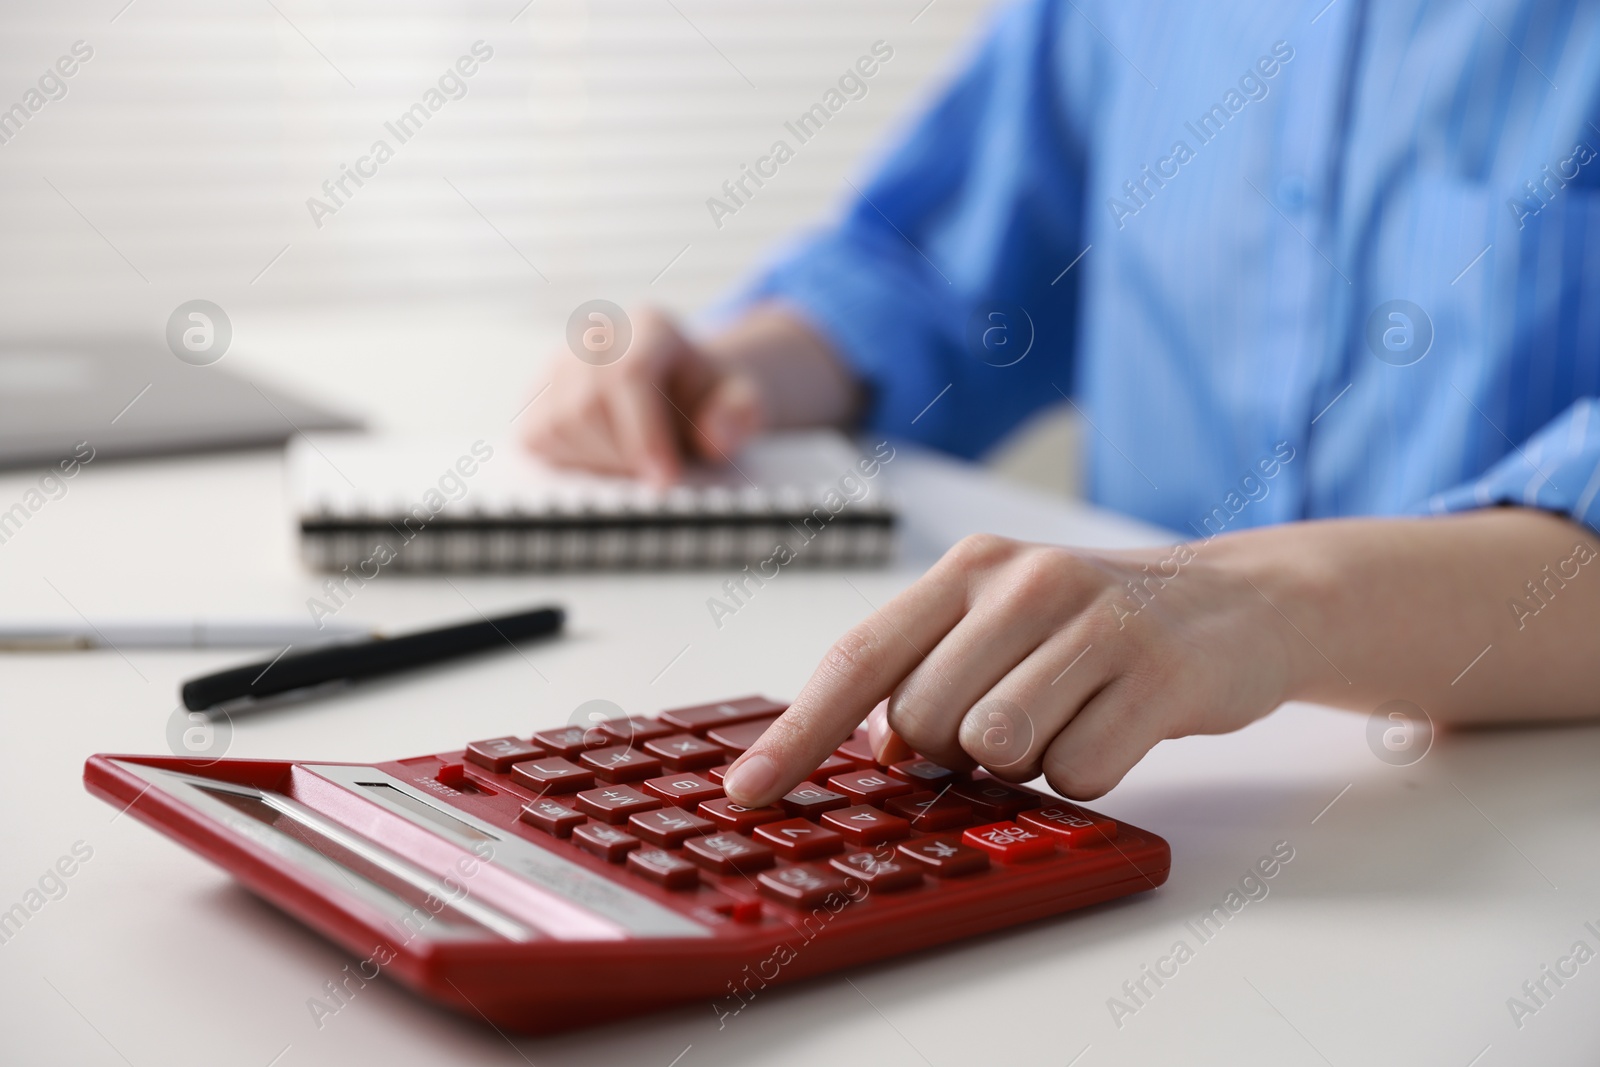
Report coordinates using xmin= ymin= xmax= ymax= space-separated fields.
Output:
xmin=112 ymin=760 xmax=530 ymax=941
xmin=310 ymin=765 xmax=710 ymax=939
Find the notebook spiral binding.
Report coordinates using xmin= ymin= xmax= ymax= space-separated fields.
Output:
xmin=299 ymin=494 xmax=897 ymax=572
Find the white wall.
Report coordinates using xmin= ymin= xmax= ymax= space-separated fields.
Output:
xmin=0 ymin=0 xmax=1076 ymax=491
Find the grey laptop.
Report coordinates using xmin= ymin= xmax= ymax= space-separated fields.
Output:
xmin=0 ymin=337 xmax=361 ymax=469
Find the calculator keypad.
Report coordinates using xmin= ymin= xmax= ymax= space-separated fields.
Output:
xmin=451 ymin=696 xmax=1136 ymax=921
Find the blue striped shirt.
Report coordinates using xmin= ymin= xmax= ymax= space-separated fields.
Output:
xmin=741 ymin=0 xmax=1600 ymax=537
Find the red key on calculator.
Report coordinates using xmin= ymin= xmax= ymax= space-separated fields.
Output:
xmin=641 ymin=773 xmax=723 ymax=805
xmin=754 ymin=818 xmax=845 ymax=859
xmin=964 ymin=821 xmax=1056 ymax=863
xmin=699 ymin=798 xmax=785 ymax=833
xmin=805 ymin=754 xmax=856 ymax=783
xmin=884 ymin=790 xmax=974 ymax=831
xmin=833 ymin=732 xmax=877 ymax=767
xmin=628 ymin=808 xmax=716 ymax=847
xmin=573 ymin=823 xmax=641 ymax=862
xmin=887 ymin=758 xmax=965 ymax=788
xmin=86 ymin=693 xmax=1170 ymax=1037
xmin=643 ymin=734 xmax=726 ymax=771
xmin=578 ymin=745 xmax=662 ymax=783
xmin=533 ymin=726 xmax=603 ymax=757
xmin=828 ymin=770 xmax=913 ymax=804
xmin=952 ymin=778 xmax=1038 ymax=819
xmin=596 ymin=716 xmax=677 ymax=745
xmin=1017 ymin=804 xmax=1119 ymax=847
xmin=780 ymin=784 xmax=851 ymax=818
xmin=518 ymin=798 xmax=586 ymax=838
xmin=831 ymin=850 xmax=923 ymax=892
xmin=510 ymin=758 xmax=594 ymax=794
xmin=575 ymin=785 xmax=660 ymax=824
xmin=704 ymin=717 xmax=780 ymax=753
xmin=757 ymin=863 xmax=853 ymax=909
xmin=683 ymin=832 xmax=774 ymax=875
xmin=897 ymin=836 xmax=989 ymax=877
xmin=627 ymin=848 xmax=699 ymax=889
xmin=658 ymin=696 xmax=786 ymax=733
xmin=819 ymin=805 xmax=911 ymax=845
xmin=465 ymin=737 xmax=543 ymax=773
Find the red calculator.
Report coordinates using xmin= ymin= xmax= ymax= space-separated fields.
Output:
xmin=84 ymin=695 xmax=1169 ymax=1034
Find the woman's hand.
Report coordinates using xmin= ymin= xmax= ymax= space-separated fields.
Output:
xmin=722 ymin=532 xmax=1298 ymax=805
xmin=520 ymin=307 xmax=765 ymax=487
xmin=521 ymin=303 xmax=861 ymax=486
xmin=722 ymin=509 xmax=1600 ymax=808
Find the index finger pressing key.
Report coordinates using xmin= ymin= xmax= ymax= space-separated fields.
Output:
xmin=722 ymin=564 xmax=972 ymax=807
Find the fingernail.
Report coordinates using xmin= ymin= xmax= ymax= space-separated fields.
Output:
xmin=873 ymin=727 xmax=913 ymax=767
xmin=723 ymin=752 xmax=777 ymax=805
xmin=866 ymin=699 xmax=895 ymax=762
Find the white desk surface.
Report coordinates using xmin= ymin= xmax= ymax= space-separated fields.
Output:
xmin=1 ymin=441 xmax=1597 ymax=1067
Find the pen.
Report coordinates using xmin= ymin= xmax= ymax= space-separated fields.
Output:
xmin=0 ymin=619 xmax=376 ymax=650
xmin=180 ymin=604 xmax=565 ymax=712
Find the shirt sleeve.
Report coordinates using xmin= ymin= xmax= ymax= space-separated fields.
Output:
xmin=1423 ymin=398 xmax=1600 ymax=534
xmin=732 ymin=0 xmax=1088 ymax=459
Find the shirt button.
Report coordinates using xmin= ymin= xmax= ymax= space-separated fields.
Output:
xmin=1276 ymin=175 xmax=1309 ymax=210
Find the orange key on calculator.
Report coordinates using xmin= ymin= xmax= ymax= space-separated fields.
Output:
xmin=85 ymin=694 xmax=1170 ymax=1035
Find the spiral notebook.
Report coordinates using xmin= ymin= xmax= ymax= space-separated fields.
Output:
xmin=288 ymin=431 xmax=897 ymax=572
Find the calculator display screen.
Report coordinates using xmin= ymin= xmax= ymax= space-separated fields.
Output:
xmin=355 ymin=782 xmax=498 ymax=843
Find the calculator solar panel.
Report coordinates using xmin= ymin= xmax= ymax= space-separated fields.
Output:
xmin=84 ymin=695 xmax=1170 ymax=1033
